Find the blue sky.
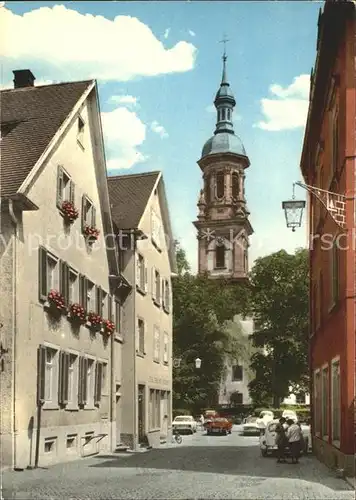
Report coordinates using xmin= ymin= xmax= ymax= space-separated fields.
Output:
xmin=0 ymin=1 xmax=321 ymax=271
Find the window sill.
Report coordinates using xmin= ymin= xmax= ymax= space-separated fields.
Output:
xmin=148 ymin=428 xmax=160 ymax=433
xmin=77 ymin=138 xmax=85 ymax=150
xmin=83 ymin=405 xmax=96 ymax=411
xmin=43 ymin=404 xmax=59 ymax=411
xmin=153 ymin=359 xmax=160 ymax=364
xmin=214 ymin=267 xmax=227 ymax=270
xmin=153 ymin=299 xmax=161 ymax=308
xmin=114 ymin=333 xmax=124 ymax=343
xmin=136 ymin=286 xmax=147 ymax=296
xmin=163 ymin=361 xmax=169 ymax=366
xmin=136 ymin=351 xmax=146 ymax=358
xmin=332 ymin=440 xmax=340 ymax=448
xmin=65 ymin=405 xmax=79 ymax=412
xmin=163 ymin=306 xmax=170 ymax=315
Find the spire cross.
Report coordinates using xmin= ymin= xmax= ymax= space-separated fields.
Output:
xmin=219 ymin=35 xmax=230 ymax=60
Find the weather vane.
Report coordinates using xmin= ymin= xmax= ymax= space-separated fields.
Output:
xmin=219 ymin=34 xmax=230 ymax=59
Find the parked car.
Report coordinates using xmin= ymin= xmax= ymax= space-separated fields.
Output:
xmin=242 ymin=416 xmax=261 ymax=435
xmin=206 ymin=417 xmax=232 ymax=435
xmin=256 ymin=410 xmax=274 ymax=429
xmin=172 ymin=415 xmax=197 ymax=434
xmin=260 ymin=419 xmax=312 ymax=457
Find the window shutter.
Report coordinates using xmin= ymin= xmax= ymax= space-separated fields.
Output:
xmin=37 ymin=345 xmax=46 ymax=404
xmin=91 ymin=205 xmax=96 ymax=228
xmin=144 ymin=261 xmax=148 ymax=292
xmin=83 ymin=357 xmax=88 ymax=404
xmin=136 ymin=253 xmax=140 ymax=286
xmin=94 ymin=362 xmax=102 ymax=405
xmin=115 ymin=299 xmax=120 ymax=333
xmin=166 ymin=281 xmax=170 ymax=311
xmin=69 ymin=180 xmax=75 ymax=204
xmin=79 ymin=275 xmax=87 ymax=309
xmin=57 ymin=166 xmax=63 ymax=208
xmin=157 ymin=273 xmax=161 ymax=303
xmin=38 ymin=247 xmax=48 ymax=301
xmin=59 ymin=260 xmax=69 ymax=304
xmin=81 ymin=195 xmax=86 ymax=230
xmin=63 ymin=353 xmax=69 ymax=405
xmin=78 ymin=357 xmax=84 ymax=405
xmin=108 ymin=295 xmax=113 ymax=322
xmin=58 ymin=351 xmax=64 ymax=404
xmin=162 ymin=279 xmax=165 ymax=308
xmin=96 ymin=286 xmax=102 ymax=316
xmin=152 ymin=267 xmax=156 ymax=301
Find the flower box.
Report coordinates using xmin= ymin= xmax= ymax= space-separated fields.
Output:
xmin=86 ymin=312 xmax=103 ymax=331
xmin=61 ymin=201 xmax=79 ymax=223
xmin=67 ymin=303 xmax=86 ymax=324
xmin=83 ymin=225 xmax=100 ymax=242
xmin=45 ymin=290 xmax=66 ymax=317
xmin=102 ymin=319 xmax=115 ymax=335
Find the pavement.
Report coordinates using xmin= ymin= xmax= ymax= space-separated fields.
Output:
xmin=1 ymin=425 xmax=354 ymax=499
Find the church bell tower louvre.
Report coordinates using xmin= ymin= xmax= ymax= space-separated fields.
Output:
xmin=192 ymin=47 xmax=253 ymax=281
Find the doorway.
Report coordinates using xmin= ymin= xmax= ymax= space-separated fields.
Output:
xmin=160 ymin=391 xmax=168 ymax=437
xmin=138 ymin=385 xmax=145 ymax=443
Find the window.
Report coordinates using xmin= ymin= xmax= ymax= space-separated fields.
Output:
xmin=152 ymin=268 xmax=161 ymax=304
xmin=84 ymin=358 xmax=95 ymax=407
xmin=163 ymin=279 xmax=170 ymax=312
xmin=232 ymin=364 xmax=243 ymax=381
xmin=205 ymin=174 xmax=211 ymax=204
xmin=314 ymin=370 xmax=321 ymax=436
xmin=330 ymin=240 xmax=339 ymax=308
xmin=94 ymin=361 xmax=105 ymax=405
xmin=68 ymin=268 xmax=79 ymax=304
xmin=101 ymin=290 xmax=107 ymax=318
xmin=66 ymin=434 xmax=77 ymax=450
xmin=45 ymin=347 xmax=57 ymax=402
xmin=332 ymin=108 xmax=339 ymax=173
xmin=81 ymin=195 xmax=96 ymax=230
xmin=87 ymin=280 xmax=95 ymax=312
xmin=232 ymin=173 xmax=239 ymax=198
xmin=95 ymin=286 xmax=103 ymax=316
xmin=153 ymin=326 xmax=160 ymax=363
xmin=77 ymin=116 xmax=85 ymax=147
xmin=101 ymin=362 xmax=108 ymax=395
xmin=114 ymin=299 xmax=120 ymax=334
xmin=222 ymin=109 xmax=226 ymax=121
xmin=57 ymin=166 xmax=74 ymax=209
xmin=163 ymin=332 xmax=169 ymax=364
xmin=331 ymin=359 xmax=340 ymax=443
xmin=149 ymin=389 xmax=154 ymax=429
xmin=155 ymin=390 xmax=161 ymax=428
xmin=216 ymin=172 xmax=224 ymax=198
xmin=67 ymin=354 xmax=78 ymax=406
xmin=37 ymin=345 xmax=59 ymax=407
xmin=138 ymin=318 xmax=145 ymax=354
xmin=44 ymin=437 xmax=57 ymax=454
xmin=321 ymin=365 xmax=329 ymax=438
xmin=136 ymin=254 xmax=147 ymax=292
xmin=215 ymin=243 xmax=225 ymax=269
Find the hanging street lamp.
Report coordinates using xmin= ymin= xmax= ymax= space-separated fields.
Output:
xmin=281 ymin=183 xmax=306 ymax=232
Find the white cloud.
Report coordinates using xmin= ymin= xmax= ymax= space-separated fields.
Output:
xmin=0 ymin=6 xmax=196 ymax=82
xmin=255 ymin=74 xmax=310 ymax=131
xmin=188 ymin=30 xmax=196 ymax=37
xmin=151 ymin=120 xmax=169 ymax=139
xmin=110 ymin=94 xmax=138 ymax=106
xmin=163 ymin=28 xmax=170 ymax=39
xmin=101 ymin=107 xmax=148 ymax=170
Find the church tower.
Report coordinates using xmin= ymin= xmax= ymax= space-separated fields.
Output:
xmin=193 ymin=49 xmax=253 ymax=281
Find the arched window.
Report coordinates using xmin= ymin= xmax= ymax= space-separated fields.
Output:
xmin=222 ymin=109 xmax=226 ymax=121
xmin=215 ymin=244 xmax=225 ymax=269
xmin=205 ymin=174 xmax=211 ymax=203
xmin=227 ymin=109 xmax=231 ymax=121
xmin=232 ymin=173 xmax=239 ymax=198
xmin=216 ymin=172 xmax=224 ymax=198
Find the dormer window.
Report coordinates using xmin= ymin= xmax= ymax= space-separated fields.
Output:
xmin=216 ymin=172 xmax=224 ymax=199
xmin=77 ymin=116 xmax=85 ymax=148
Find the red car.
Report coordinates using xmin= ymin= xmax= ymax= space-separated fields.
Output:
xmin=205 ymin=417 xmax=233 ymax=435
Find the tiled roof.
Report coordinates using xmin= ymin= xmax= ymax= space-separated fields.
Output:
xmin=107 ymin=171 xmax=160 ymax=230
xmin=0 ymin=80 xmax=92 ymax=199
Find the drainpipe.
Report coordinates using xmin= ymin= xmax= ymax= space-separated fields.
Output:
xmin=8 ymin=200 xmax=18 ymax=470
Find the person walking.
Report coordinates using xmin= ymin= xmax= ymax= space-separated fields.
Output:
xmin=286 ymin=418 xmax=303 ymax=464
xmin=275 ymin=417 xmax=288 ymax=463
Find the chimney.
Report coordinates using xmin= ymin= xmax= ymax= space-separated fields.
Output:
xmin=13 ymin=69 xmax=35 ymax=89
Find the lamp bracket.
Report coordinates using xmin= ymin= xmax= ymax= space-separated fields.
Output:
xmin=295 ymin=181 xmax=347 ymax=229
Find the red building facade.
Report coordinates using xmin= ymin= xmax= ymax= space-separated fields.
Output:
xmin=300 ymin=1 xmax=355 ymax=475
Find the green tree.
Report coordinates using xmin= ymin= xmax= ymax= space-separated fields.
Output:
xmin=248 ymin=248 xmax=309 ymax=407
xmin=172 ymin=244 xmax=250 ymax=412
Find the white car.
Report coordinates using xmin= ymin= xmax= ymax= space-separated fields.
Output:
xmin=242 ymin=416 xmax=261 ymax=435
xmin=260 ymin=419 xmax=312 ymax=457
xmin=172 ymin=415 xmax=197 ymax=434
xmin=256 ymin=410 xmax=274 ymax=429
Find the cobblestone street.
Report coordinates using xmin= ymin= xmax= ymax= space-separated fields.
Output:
xmin=2 ymin=427 xmax=354 ymax=499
